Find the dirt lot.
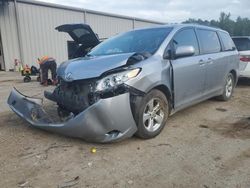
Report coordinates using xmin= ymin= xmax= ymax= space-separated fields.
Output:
xmin=0 ymin=71 xmax=250 ymax=188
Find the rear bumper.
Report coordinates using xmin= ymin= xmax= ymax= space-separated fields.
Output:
xmin=7 ymin=88 xmax=137 ymax=143
xmin=239 ymin=62 xmax=250 ymax=77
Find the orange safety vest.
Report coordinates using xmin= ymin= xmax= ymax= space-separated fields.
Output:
xmin=38 ymin=56 xmax=55 ymax=65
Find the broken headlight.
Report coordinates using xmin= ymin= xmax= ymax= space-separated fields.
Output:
xmin=95 ymin=68 xmax=141 ymax=92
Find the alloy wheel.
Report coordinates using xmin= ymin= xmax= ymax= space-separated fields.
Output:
xmin=225 ymin=75 xmax=233 ymax=98
xmin=143 ymin=98 xmax=164 ymax=132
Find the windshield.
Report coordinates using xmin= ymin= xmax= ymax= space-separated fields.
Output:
xmin=88 ymin=27 xmax=173 ymax=56
xmin=232 ymin=38 xmax=250 ymax=51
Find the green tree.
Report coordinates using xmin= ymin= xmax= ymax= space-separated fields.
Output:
xmin=183 ymin=12 xmax=250 ymax=36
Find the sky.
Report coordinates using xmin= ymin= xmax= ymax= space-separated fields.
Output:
xmin=38 ymin=0 xmax=250 ymax=23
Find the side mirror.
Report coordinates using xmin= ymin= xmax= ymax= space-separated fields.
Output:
xmin=163 ymin=49 xmax=171 ymax=59
xmin=175 ymin=46 xmax=195 ymax=58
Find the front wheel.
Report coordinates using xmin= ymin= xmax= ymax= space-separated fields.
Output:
xmin=217 ymin=73 xmax=235 ymax=101
xmin=134 ymin=89 xmax=169 ymax=139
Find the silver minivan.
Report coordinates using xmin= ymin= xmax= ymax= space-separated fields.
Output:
xmin=8 ymin=24 xmax=239 ymax=142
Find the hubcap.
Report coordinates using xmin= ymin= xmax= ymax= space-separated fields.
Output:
xmin=225 ymin=76 xmax=233 ymax=98
xmin=143 ymin=98 xmax=164 ymax=132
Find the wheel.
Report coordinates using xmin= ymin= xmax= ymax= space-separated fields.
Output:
xmin=133 ymin=89 xmax=169 ymax=139
xmin=23 ymin=76 xmax=31 ymax=83
xmin=217 ymin=73 xmax=235 ymax=101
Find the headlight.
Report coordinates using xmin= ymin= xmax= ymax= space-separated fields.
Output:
xmin=95 ymin=68 xmax=141 ymax=92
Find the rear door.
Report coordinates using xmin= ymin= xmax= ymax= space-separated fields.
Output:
xmin=56 ymin=24 xmax=100 ymax=58
xmin=196 ymin=29 xmax=226 ymax=94
xmin=56 ymin=24 xmax=100 ymax=46
xmin=171 ymin=28 xmax=206 ymax=109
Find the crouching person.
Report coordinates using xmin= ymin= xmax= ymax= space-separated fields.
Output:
xmin=38 ymin=56 xmax=57 ymax=86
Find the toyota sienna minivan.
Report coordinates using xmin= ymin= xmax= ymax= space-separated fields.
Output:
xmin=8 ymin=24 xmax=239 ymax=142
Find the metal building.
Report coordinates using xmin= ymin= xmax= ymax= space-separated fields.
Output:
xmin=0 ymin=0 xmax=163 ymax=71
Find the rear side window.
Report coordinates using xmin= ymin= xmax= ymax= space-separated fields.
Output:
xmin=197 ymin=29 xmax=221 ymax=54
xmin=232 ymin=38 xmax=250 ymax=51
xmin=73 ymin=28 xmax=90 ymax=38
xmin=219 ymin=32 xmax=236 ymax=51
xmin=172 ymin=28 xmax=199 ymax=55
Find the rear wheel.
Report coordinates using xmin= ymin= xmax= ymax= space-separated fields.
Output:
xmin=23 ymin=76 xmax=31 ymax=83
xmin=217 ymin=73 xmax=235 ymax=101
xmin=134 ymin=89 xmax=169 ymax=139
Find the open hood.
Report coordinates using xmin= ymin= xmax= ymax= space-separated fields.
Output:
xmin=55 ymin=24 xmax=100 ymax=47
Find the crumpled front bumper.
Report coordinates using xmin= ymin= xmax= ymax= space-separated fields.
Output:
xmin=7 ymin=88 xmax=138 ymax=143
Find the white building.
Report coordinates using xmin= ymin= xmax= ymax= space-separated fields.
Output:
xmin=0 ymin=0 xmax=164 ymax=71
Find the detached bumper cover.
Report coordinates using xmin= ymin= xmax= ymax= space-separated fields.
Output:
xmin=7 ymin=88 xmax=137 ymax=143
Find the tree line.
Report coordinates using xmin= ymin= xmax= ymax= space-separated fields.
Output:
xmin=183 ymin=12 xmax=250 ymax=36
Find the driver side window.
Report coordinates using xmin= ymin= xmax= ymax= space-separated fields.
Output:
xmin=173 ymin=28 xmax=199 ymax=55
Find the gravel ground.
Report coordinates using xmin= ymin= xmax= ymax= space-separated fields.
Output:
xmin=0 ymin=71 xmax=250 ymax=188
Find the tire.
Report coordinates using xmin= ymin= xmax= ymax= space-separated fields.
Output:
xmin=134 ymin=89 xmax=169 ymax=139
xmin=23 ymin=76 xmax=31 ymax=83
xmin=217 ymin=73 xmax=235 ymax=101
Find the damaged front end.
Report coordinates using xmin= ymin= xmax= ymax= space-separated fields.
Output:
xmin=8 ymin=86 xmax=141 ymax=142
xmin=7 ymin=52 xmax=150 ymax=142
xmin=44 ymin=72 xmax=144 ymax=116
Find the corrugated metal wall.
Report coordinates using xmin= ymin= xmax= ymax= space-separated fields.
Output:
xmin=0 ymin=2 xmax=20 ymax=71
xmin=17 ymin=2 xmax=85 ymax=67
xmin=86 ymin=13 xmax=133 ymax=39
xmin=134 ymin=20 xmax=159 ymax=29
xmin=0 ymin=0 xmax=163 ymax=71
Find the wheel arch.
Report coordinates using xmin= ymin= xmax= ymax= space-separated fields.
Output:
xmin=229 ymin=69 xmax=237 ymax=86
xmin=152 ymin=84 xmax=173 ymax=111
xmin=130 ymin=84 xmax=173 ymax=121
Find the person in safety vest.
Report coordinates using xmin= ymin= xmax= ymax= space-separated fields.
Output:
xmin=38 ymin=56 xmax=57 ymax=86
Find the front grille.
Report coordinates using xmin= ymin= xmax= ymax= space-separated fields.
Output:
xmin=53 ymin=78 xmax=97 ymax=114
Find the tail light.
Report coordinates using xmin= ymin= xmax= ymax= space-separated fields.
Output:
xmin=240 ymin=56 xmax=250 ymax=62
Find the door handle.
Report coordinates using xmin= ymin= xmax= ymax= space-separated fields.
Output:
xmin=207 ymin=58 xmax=213 ymax=64
xmin=199 ymin=60 xmax=205 ymax=66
